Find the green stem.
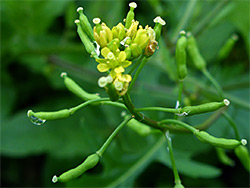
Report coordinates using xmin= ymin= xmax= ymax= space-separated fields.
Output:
xmin=202 ymin=69 xmax=224 ymax=99
xmin=164 ymin=131 xmax=182 ymax=185
xmin=135 ymin=107 xmax=180 ymax=114
xmin=96 ymin=116 xmax=133 ymax=156
xmin=127 ymin=57 xmax=149 ymax=93
xmin=172 ymin=0 xmax=197 ymax=42
xmin=70 ymin=98 xmax=122 ymax=113
xmin=159 ymin=119 xmax=197 ymax=133
xmin=129 ymin=55 xmax=144 ymax=75
xmin=222 ymin=112 xmax=240 ymax=140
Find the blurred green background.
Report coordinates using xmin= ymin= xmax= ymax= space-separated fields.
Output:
xmin=1 ymin=0 xmax=249 ymax=187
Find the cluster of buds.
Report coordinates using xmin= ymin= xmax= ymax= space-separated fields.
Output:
xmin=75 ymin=2 xmax=166 ymax=99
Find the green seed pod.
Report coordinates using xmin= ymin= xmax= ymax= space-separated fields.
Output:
xmin=216 ymin=148 xmax=235 ymax=166
xmin=186 ymin=32 xmax=206 ymax=71
xmin=125 ymin=2 xmax=137 ymax=29
xmin=53 ymin=153 xmax=100 ymax=183
xmin=179 ymin=99 xmax=230 ymax=116
xmin=217 ymin=34 xmax=238 ymax=61
xmin=126 ymin=118 xmax=152 ymax=136
xmin=194 ymin=131 xmax=242 ymax=149
xmin=175 ymin=31 xmax=187 ymax=80
xmin=130 ymin=43 xmax=142 ymax=58
xmin=234 ymin=145 xmax=250 ymax=172
xmin=153 ymin=16 xmax=166 ymax=41
xmin=174 ymin=183 xmax=185 ymax=188
xmin=75 ymin=20 xmax=98 ymax=58
xmin=105 ymin=83 xmax=120 ymax=102
xmin=77 ymin=7 xmax=95 ymax=41
xmin=61 ymin=72 xmax=100 ymax=101
xmin=27 ymin=109 xmax=71 ymax=120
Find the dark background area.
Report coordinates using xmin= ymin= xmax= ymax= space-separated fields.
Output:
xmin=1 ymin=0 xmax=249 ymax=187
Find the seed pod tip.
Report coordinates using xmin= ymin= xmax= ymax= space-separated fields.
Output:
xmin=52 ymin=175 xmax=58 ymax=183
xmin=223 ymin=99 xmax=230 ymax=106
xmin=27 ymin=110 xmax=33 ymax=117
xmin=129 ymin=2 xmax=137 ymax=9
xmin=74 ymin=19 xmax=80 ymax=24
xmin=93 ymin=17 xmax=101 ymax=24
xmin=77 ymin=7 xmax=83 ymax=13
xmin=60 ymin=72 xmax=67 ymax=78
xmin=153 ymin=16 xmax=166 ymax=25
xmin=241 ymin=139 xmax=247 ymax=146
xmin=179 ymin=30 xmax=186 ymax=36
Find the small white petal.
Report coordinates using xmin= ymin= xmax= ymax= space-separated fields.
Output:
xmin=114 ymin=81 xmax=123 ymax=91
xmin=153 ymin=16 xmax=166 ymax=25
xmin=179 ymin=30 xmax=186 ymax=36
xmin=27 ymin=110 xmax=32 ymax=117
xmin=98 ymin=77 xmax=107 ymax=88
xmin=106 ymin=75 xmax=113 ymax=83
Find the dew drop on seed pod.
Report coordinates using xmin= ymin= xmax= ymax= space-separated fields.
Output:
xmin=29 ymin=115 xmax=46 ymax=126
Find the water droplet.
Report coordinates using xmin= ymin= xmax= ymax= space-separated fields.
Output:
xmin=29 ymin=115 xmax=46 ymax=126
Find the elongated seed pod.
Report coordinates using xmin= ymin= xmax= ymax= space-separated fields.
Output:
xmin=217 ymin=34 xmax=238 ymax=61
xmin=187 ymin=32 xmax=206 ymax=71
xmin=175 ymin=31 xmax=187 ymax=80
xmin=125 ymin=2 xmax=137 ymax=29
xmin=153 ymin=16 xmax=166 ymax=41
xmin=27 ymin=109 xmax=71 ymax=120
xmin=105 ymin=83 xmax=120 ymax=102
xmin=234 ymin=145 xmax=250 ymax=172
xmin=77 ymin=7 xmax=95 ymax=41
xmin=53 ymin=153 xmax=100 ymax=183
xmin=75 ymin=20 xmax=98 ymax=58
xmin=126 ymin=118 xmax=152 ymax=136
xmin=61 ymin=72 xmax=100 ymax=101
xmin=216 ymin=148 xmax=235 ymax=166
xmin=179 ymin=99 xmax=229 ymax=116
xmin=194 ymin=131 xmax=242 ymax=149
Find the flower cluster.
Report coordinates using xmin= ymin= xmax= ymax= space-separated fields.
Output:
xmin=75 ymin=2 xmax=166 ymax=97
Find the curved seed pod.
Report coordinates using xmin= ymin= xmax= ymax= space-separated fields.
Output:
xmin=75 ymin=20 xmax=98 ymax=58
xmin=179 ymin=99 xmax=230 ymax=116
xmin=194 ymin=131 xmax=242 ymax=149
xmin=77 ymin=7 xmax=95 ymax=41
xmin=216 ymin=147 xmax=235 ymax=166
xmin=186 ymin=32 xmax=206 ymax=71
xmin=53 ymin=153 xmax=100 ymax=183
xmin=126 ymin=118 xmax=152 ymax=136
xmin=130 ymin=43 xmax=142 ymax=58
xmin=153 ymin=16 xmax=166 ymax=41
xmin=61 ymin=72 xmax=100 ymax=101
xmin=125 ymin=2 xmax=137 ymax=29
xmin=175 ymin=31 xmax=187 ymax=80
xmin=105 ymin=83 xmax=120 ymax=102
xmin=234 ymin=145 xmax=250 ymax=172
xmin=27 ymin=109 xmax=71 ymax=120
xmin=174 ymin=183 xmax=185 ymax=188
xmin=217 ymin=34 xmax=238 ymax=61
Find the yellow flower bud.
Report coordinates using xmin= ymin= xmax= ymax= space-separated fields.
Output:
xmin=130 ymin=43 xmax=142 ymax=58
xmin=126 ymin=20 xmax=139 ymax=39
